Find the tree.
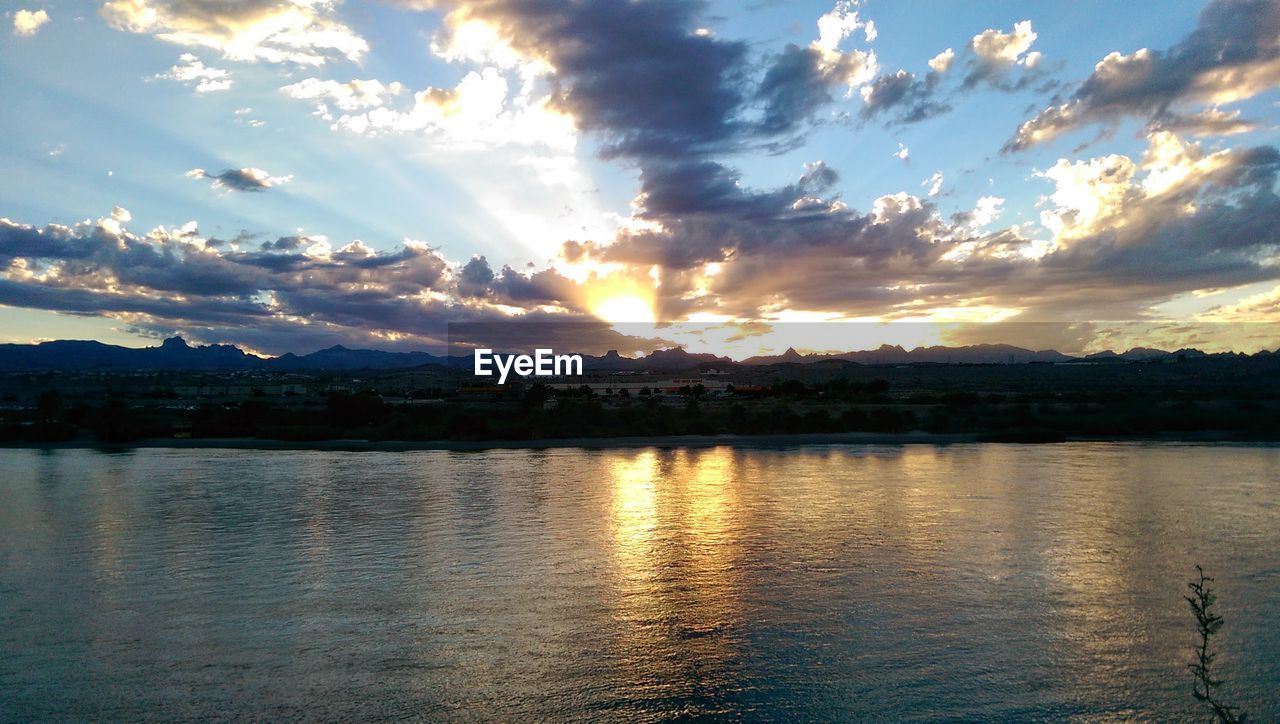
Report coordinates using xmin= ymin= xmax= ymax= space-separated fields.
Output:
xmin=37 ymin=389 xmax=63 ymax=420
xmin=1186 ymin=565 xmax=1246 ymax=723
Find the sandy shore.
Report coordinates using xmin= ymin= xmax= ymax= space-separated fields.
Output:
xmin=1 ymin=431 xmax=982 ymax=452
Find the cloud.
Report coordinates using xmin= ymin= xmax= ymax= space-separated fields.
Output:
xmin=456 ymin=255 xmax=494 ymax=297
xmin=1007 ymin=0 xmax=1280 ymax=151
xmin=894 ymin=143 xmax=909 ymax=161
xmin=1152 ymin=107 xmax=1257 ymax=137
xmin=928 ymin=48 xmax=954 ymax=73
xmin=923 ymin=171 xmax=944 ymax=196
xmin=17 ymin=0 xmax=1264 ymax=347
xmin=963 ymin=19 xmax=1041 ymax=89
xmin=859 ymin=69 xmax=950 ymax=124
xmin=412 ymin=0 xmax=754 ymax=159
xmin=100 ymin=0 xmax=367 ymax=65
xmin=153 ymin=52 xmax=231 ymax=92
xmin=13 ymin=8 xmax=50 ymax=36
xmin=859 ymin=21 xmax=1041 ymax=126
xmin=0 ymin=211 xmax=670 ymax=354
xmin=320 ymin=68 xmax=576 ymax=150
xmin=954 ymin=195 xmax=1004 ymax=230
xmin=583 ymin=129 xmax=1280 ymax=323
xmin=280 ymin=78 xmax=405 ymax=116
xmin=1199 ymin=283 xmax=1280 ymax=322
xmin=186 ymin=167 xmax=292 ymax=192
xmin=3 ymin=126 xmax=1279 ymax=353
xmin=970 ymin=20 xmax=1037 ymax=66
xmin=376 ymin=1 xmax=1270 ymax=328
xmin=756 ymin=2 xmax=878 ymax=135
xmin=0 ymin=214 xmax=453 ymax=349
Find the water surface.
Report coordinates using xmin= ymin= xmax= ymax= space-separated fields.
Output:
xmin=1 ymin=443 xmax=1277 ymax=719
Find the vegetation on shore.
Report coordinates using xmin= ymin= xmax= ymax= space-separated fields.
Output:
xmin=3 ymin=371 xmax=1280 ymax=444
xmin=1186 ymin=566 xmax=1247 ymax=723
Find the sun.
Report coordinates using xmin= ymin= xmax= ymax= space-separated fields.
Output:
xmin=592 ymin=294 xmax=656 ymax=324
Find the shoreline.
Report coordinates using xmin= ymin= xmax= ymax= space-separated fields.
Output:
xmin=1 ymin=431 xmax=975 ymax=452
xmin=1 ymin=430 xmax=1274 ymax=452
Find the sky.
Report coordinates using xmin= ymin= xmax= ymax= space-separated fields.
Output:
xmin=1 ymin=0 xmax=1279 ymax=357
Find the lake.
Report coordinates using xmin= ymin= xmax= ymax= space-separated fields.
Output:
xmin=1 ymin=443 xmax=1277 ymax=720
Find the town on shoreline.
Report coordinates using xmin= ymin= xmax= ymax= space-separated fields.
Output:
xmin=3 ymin=338 xmax=1278 ymax=446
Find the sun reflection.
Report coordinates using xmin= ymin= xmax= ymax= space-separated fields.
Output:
xmin=606 ymin=447 xmax=746 ymax=697
xmin=609 ymin=450 xmax=660 ymax=580
xmin=681 ymin=447 xmax=736 ymax=552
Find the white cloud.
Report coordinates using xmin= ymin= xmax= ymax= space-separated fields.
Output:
xmin=101 ymin=0 xmax=367 ymax=66
xmin=1037 ymin=154 xmax=1136 ymax=240
xmin=111 ymin=206 xmax=132 ymax=222
xmin=970 ymin=195 xmax=1004 ymax=228
xmin=328 ymin=68 xmax=576 ymax=151
xmin=927 ymin=48 xmax=954 ymax=73
xmin=971 ymin=20 xmax=1037 ymax=65
xmin=154 ymin=53 xmax=231 ymax=93
xmin=13 ymin=8 xmax=50 ymax=36
xmin=894 ymin=143 xmax=909 ymax=161
xmin=1034 ymin=130 xmax=1235 ymax=242
xmin=923 ymin=171 xmax=944 ymax=196
xmin=280 ymin=78 xmax=405 ymax=120
xmin=811 ymin=1 xmax=878 ymax=88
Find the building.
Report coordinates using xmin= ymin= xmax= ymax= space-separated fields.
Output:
xmin=546 ymin=377 xmax=730 ymax=396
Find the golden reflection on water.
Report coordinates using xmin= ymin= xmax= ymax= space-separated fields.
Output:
xmin=606 ymin=447 xmax=746 ymax=702
xmin=609 ymin=449 xmax=660 ymax=583
xmin=4 ymin=445 xmax=1279 ymax=719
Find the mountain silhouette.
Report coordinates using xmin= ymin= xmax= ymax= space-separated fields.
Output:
xmin=0 ymin=337 xmax=1272 ymax=372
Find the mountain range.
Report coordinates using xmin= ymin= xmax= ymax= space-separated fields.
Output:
xmin=0 ymin=337 xmax=451 ymax=372
xmin=0 ymin=336 xmax=1272 ymax=373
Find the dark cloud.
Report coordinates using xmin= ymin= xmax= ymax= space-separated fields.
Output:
xmin=260 ymin=235 xmax=307 ymax=251
xmin=422 ymin=0 xmax=752 ymax=160
xmin=0 ymin=212 xmax=679 ymax=354
xmin=859 ymin=20 xmax=1044 ymax=128
xmin=859 ymin=69 xmax=950 ymax=124
xmin=3 ymin=131 xmax=1278 ymax=351
xmin=756 ymin=45 xmax=840 ymax=135
xmin=755 ymin=43 xmax=875 ymax=135
xmin=598 ymin=133 xmax=1280 ymax=322
xmin=0 ymin=217 xmax=461 ymax=352
xmin=187 ymin=167 xmax=291 ymax=192
xmin=409 ymin=0 xmax=876 ymax=223
xmin=1007 ymin=0 xmax=1280 ymax=151
xmin=456 ymin=255 xmax=494 ymax=297
xmin=6 ymin=0 xmax=1278 ymax=354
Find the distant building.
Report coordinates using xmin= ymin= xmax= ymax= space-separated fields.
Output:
xmin=174 ymin=384 xmax=307 ymax=398
xmin=546 ymin=377 xmax=729 ymax=396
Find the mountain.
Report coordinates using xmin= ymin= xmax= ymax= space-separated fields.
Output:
xmin=1076 ymin=347 xmax=1214 ymax=363
xmin=581 ymin=347 xmax=734 ymax=372
xmin=0 ymin=337 xmax=263 ymax=371
xmin=268 ymin=345 xmax=452 ymax=370
xmin=0 ymin=336 xmax=1270 ymax=373
xmin=0 ymin=337 xmax=462 ymax=372
xmin=742 ymin=343 xmax=1072 ymax=366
